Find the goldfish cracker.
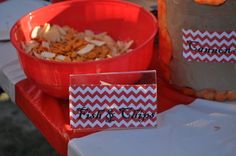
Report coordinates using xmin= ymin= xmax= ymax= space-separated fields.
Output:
xmin=196 ymin=89 xmax=216 ymax=101
xmin=226 ymin=91 xmax=236 ymax=101
xmin=194 ymin=0 xmax=226 ymax=5
xmin=215 ymin=91 xmax=227 ymax=101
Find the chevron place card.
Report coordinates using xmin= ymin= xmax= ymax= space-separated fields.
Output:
xmin=182 ymin=29 xmax=236 ymax=63
xmin=69 ymin=70 xmax=157 ymax=130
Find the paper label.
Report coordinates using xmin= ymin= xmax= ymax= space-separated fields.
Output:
xmin=182 ymin=29 xmax=236 ymax=62
xmin=69 ymin=84 xmax=157 ymax=130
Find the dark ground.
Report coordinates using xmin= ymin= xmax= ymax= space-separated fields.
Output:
xmin=0 ymin=98 xmax=58 ymax=156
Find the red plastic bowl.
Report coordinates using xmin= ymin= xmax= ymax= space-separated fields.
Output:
xmin=10 ymin=0 xmax=157 ymax=99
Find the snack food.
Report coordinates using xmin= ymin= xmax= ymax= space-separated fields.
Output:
xmin=22 ymin=23 xmax=134 ymax=62
xmin=158 ymin=0 xmax=236 ymax=101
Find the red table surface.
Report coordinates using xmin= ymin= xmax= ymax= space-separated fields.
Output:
xmin=15 ymin=78 xmax=194 ymax=156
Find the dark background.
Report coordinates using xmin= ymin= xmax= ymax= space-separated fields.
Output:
xmin=0 ymin=97 xmax=57 ymax=156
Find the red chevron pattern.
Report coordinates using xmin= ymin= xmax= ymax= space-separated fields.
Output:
xmin=182 ymin=29 xmax=236 ymax=62
xmin=69 ymin=84 xmax=157 ymax=130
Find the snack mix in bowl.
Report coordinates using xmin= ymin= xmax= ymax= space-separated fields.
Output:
xmin=22 ymin=23 xmax=134 ymax=62
xmin=10 ymin=0 xmax=157 ymax=99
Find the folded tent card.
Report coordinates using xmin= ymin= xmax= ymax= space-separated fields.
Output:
xmin=69 ymin=70 xmax=157 ymax=130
